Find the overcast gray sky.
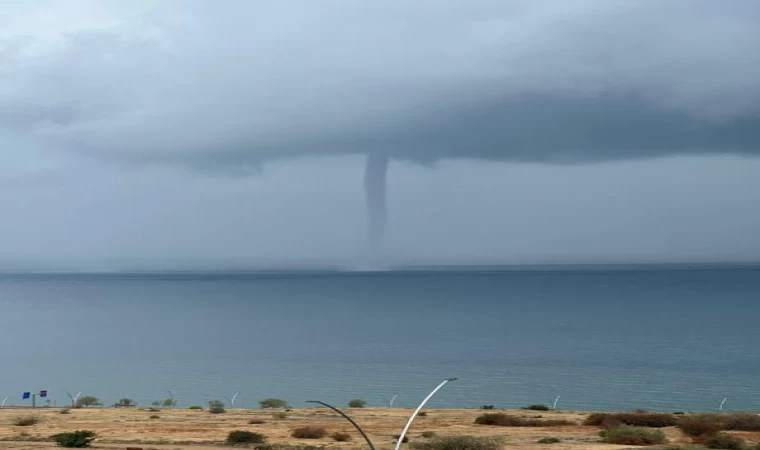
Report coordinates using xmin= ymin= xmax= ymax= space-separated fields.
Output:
xmin=1 ymin=0 xmax=759 ymax=269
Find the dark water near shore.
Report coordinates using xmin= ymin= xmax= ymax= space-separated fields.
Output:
xmin=1 ymin=265 xmax=759 ymax=411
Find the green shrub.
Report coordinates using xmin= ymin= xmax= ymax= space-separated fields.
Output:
xmin=149 ymin=415 xmax=160 ymax=419
xmin=409 ymin=436 xmax=500 ymax=450
xmin=208 ymin=400 xmax=226 ymax=414
xmin=75 ymin=396 xmax=101 ymax=408
xmin=60 ymin=408 xmax=71 ymax=414
xmin=291 ymin=427 xmax=326 ymax=439
xmin=249 ymin=419 xmax=266 ymax=424
xmin=704 ymin=432 xmax=746 ymax=450
xmin=348 ymin=399 xmax=366 ymax=408
xmin=677 ymin=415 xmax=722 ymax=437
xmin=331 ymin=432 xmax=351 ymax=442
xmin=114 ymin=398 xmax=137 ymax=407
xmin=418 ymin=411 xmax=428 ymax=417
xmin=226 ymin=431 xmax=266 ymax=445
xmin=537 ymin=437 xmax=560 ymax=444
xmin=13 ymin=416 xmax=39 ymax=426
xmin=524 ymin=404 xmax=550 ymax=411
xmin=272 ymin=412 xmax=288 ymax=420
xmin=475 ymin=413 xmax=571 ymax=427
xmin=259 ymin=398 xmax=289 ymax=409
xmin=51 ymin=430 xmax=96 ymax=448
xmin=600 ymin=425 xmax=666 ymax=446
xmin=188 ymin=406 xmax=203 ymax=410
xmin=421 ymin=431 xmax=437 ymax=438
xmin=480 ymin=405 xmax=495 ymax=410
xmin=394 ymin=435 xmax=410 ymax=443
xmin=584 ymin=412 xmax=677 ymax=428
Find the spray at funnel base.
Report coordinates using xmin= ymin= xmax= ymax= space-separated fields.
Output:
xmin=364 ymin=153 xmax=390 ymax=260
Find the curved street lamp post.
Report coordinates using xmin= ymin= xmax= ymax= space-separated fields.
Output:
xmin=394 ymin=378 xmax=457 ymax=450
xmin=306 ymin=400 xmax=376 ymax=450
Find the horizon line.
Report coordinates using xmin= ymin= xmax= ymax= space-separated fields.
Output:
xmin=1 ymin=260 xmax=759 ymax=275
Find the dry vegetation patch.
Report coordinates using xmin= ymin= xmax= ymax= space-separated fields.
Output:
xmin=475 ymin=413 xmax=573 ymax=427
xmin=584 ymin=412 xmax=677 ymax=428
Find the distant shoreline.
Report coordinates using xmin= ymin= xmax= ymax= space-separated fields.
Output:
xmin=2 ymin=260 xmax=760 ymax=276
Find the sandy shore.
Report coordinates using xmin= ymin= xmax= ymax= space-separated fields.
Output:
xmin=0 ymin=407 xmax=755 ymax=450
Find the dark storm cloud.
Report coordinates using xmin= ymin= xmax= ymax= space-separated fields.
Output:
xmin=216 ymin=93 xmax=760 ymax=166
xmin=2 ymin=0 xmax=760 ymax=168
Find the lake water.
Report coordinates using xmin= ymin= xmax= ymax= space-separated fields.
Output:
xmin=1 ymin=265 xmax=759 ymax=412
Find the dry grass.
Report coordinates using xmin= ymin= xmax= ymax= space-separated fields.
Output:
xmin=0 ymin=407 xmax=692 ymax=450
xmin=702 ymin=432 xmax=746 ymax=449
xmin=677 ymin=414 xmax=722 ymax=437
xmin=716 ymin=413 xmax=760 ymax=431
xmin=677 ymin=412 xmax=760 ymax=438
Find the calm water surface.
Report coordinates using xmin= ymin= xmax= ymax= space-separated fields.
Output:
xmin=1 ymin=265 xmax=758 ymax=411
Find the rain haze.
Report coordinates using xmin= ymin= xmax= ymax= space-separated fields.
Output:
xmin=2 ymin=0 xmax=760 ymax=270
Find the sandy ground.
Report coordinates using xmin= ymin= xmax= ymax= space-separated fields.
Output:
xmin=0 ymin=407 xmax=752 ymax=450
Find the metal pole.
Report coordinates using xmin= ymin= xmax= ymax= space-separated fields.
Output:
xmin=394 ymin=378 xmax=457 ymax=450
xmin=64 ymin=390 xmax=81 ymax=407
xmin=32 ymin=394 xmax=36 ymax=408
xmin=307 ymin=400 xmax=376 ymax=450
xmin=384 ymin=394 xmax=398 ymax=408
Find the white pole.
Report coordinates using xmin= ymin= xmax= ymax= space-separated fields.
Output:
xmin=552 ymin=396 xmax=561 ymax=409
xmin=64 ymin=390 xmax=81 ymax=407
xmin=383 ymin=394 xmax=398 ymax=408
xmin=1 ymin=396 xmax=7 ymax=407
xmin=231 ymin=393 xmax=239 ymax=408
xmin=719 ymin=397 xmax=727 ymax=411
xmin=394 ymin=378 xmax=456 ymax=450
